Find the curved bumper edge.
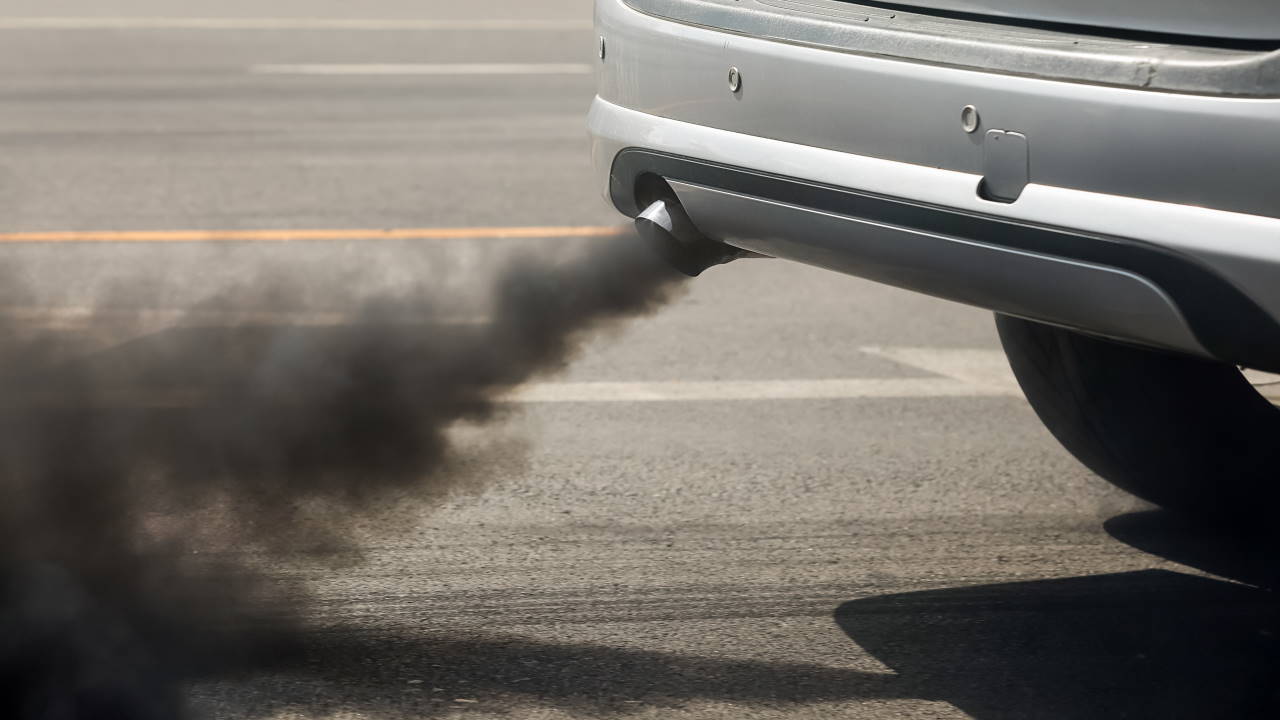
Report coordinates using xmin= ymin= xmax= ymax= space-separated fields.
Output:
xmin=589 ymin=98 xmax=1280 ymax=370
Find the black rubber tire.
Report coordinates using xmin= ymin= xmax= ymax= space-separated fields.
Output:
xmin=995 ymin=314 xmax=1280 ymax=519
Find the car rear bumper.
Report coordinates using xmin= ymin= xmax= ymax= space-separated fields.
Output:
xmin=590 ymin=0 xmax=1280 ymax=370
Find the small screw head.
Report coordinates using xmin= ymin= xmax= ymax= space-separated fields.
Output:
xmin=728 ymin=67 xmax=742 ymax=93
xmin=598 ymin=36 xmax=607 ymax=61
xmin=961 ymin=105 xmax=980 ymax=133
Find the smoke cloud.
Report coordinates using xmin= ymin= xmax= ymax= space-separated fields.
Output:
xmin=0 ymin=233 xmax=685 ymax=718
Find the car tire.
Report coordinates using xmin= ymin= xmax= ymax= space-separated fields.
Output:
xmin=995 ymin=314 xmax=1280 ymax=519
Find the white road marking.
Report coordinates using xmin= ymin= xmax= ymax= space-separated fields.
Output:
xmin=0 ymin=328 xmax=1026 ymax=404
xmin=862 ymin=346 xmax=1021 ymax=395
xmin=868 ymin=346 xmax=1280 ymax=404
xmin=250 ymin=63 xmax=594 ymax=77
xmin=508 ymin=377 xmax=1014 ymax=403
xmin=7 ymin=378 xmax=1015 ymax=409
xmin=0 ymin=17 xmax=592 ymax=31
xmin=1242 ymin=369 xmax=1280 ymax=402
xmin=0 ymin=306 xmax=486 ymax=329
xmin=510 ymin=347 xmax=1027 ymax=402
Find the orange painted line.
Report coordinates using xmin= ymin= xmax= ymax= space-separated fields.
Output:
xmin=0 ymin=225 xmax=628 ymax=244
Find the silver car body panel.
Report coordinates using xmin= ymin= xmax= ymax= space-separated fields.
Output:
xmin=598 ymin=0 xmax=1280 ymax=219
xmin=866 ymin=0 xmax=1280 ymax=42
xmin=622 ymin=0 xmax=1280 ymax=96
xmin=591 ymin=99 xmax=1280 ymax=352
xmin=590 ymin=0 xmax=1280 ymax=364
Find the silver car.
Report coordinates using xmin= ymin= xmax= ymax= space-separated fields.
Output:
xmin=589 ymin=0 xmax=1280 ymax=518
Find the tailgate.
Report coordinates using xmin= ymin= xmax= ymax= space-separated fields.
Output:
xmin=876 ymin=0 xmax=1280 ymax=42
xmin=623 ymin=0 xmax=1280 ymax=96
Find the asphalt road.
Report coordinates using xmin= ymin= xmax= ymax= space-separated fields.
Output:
xmin=1 ymin=2 xmax=1277 ymax=718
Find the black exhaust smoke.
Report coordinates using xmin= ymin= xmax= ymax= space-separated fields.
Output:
xmin=0 ymin=233 xmax=685 ymax=718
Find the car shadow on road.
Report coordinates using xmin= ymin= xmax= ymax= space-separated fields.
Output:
xmin=198 ymin=512 xmax=1280 ymax=719
xmin=202 ymin=628 xmax=909 ymax=718
xmin=834 ymin=510 xmax=1280 ymax=720
xmin=1104 ymin=509 xmax=1280 ymax=591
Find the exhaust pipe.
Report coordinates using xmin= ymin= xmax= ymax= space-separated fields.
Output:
xmin=634 ymin=198 xmax=758 ymax=277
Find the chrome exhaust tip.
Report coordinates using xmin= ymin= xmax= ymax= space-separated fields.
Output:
xmin=633 ymin=198 xmax=752 ymax=277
